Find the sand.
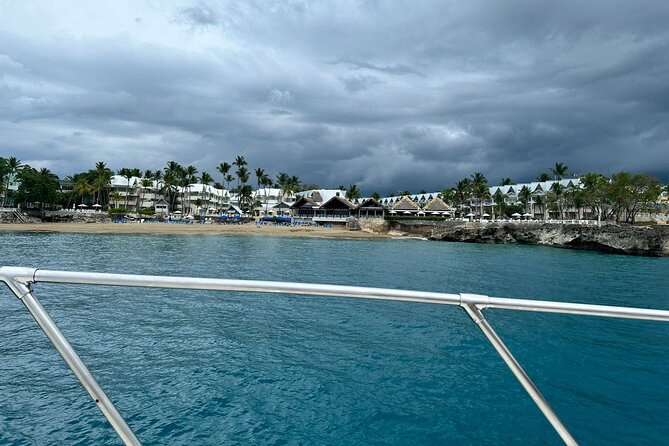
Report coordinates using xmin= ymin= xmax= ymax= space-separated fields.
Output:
xmin=0 ymin=222 xmax=391 ymax=239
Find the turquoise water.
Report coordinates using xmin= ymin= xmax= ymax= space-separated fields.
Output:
xmin=0 ymin=233 xmax=667 ymax=445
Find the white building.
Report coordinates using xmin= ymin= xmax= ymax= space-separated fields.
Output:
xmin=180 ymin=183 xmax=230 ymax=216
xmin=108 ymin=175 xmax=230 ymax=215
xmin=252 ymin=188 xmax=295 ymax=217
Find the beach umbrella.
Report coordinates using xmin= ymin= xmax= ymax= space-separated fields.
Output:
xmin=511 ymin=212 xmax=521 ymax=218
xmin=389 ymin=210 xmax=397 ymax=214
xmin=482 ymin=213 xmax=490 ymax=217
xmin=466 ymin=212 xmax=475 ymax=217
xmin=92 ymin=203 xmax=102 ymax=208
xmin=523 ymin=212 xmax=533 ymax=217
xmin=173 ymin=210 xmax=182 ymax=214
xmin=442 ymin=211 xmax=451 ymax=215
xmin=403 ymin=211 xmax=411 ymax=214
xmin=431 ymin=211 xmax=441 ymax=215
xmin=78 ymin=204 xmax=87 ymax=208
xmin=417 ymin=211 xmax=425 ymax=215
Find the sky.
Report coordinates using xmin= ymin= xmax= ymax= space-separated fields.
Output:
xmin=1 ymin=0 xmax=668 ymax=194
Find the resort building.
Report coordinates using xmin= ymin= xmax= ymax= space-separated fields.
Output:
xmin=483 ymin=178 xmax=584 ymax=219
xmin=108 ymin=175 xmax=143 ymax=211
xmin=294 ymin=189 xmax=347 ymax=205
xmin=108 ymin=175 xmax=230 ymax=215
xmin=354 ymin=198 xmax=387 ymax=219
xmin=252 ymin=188 xmax=296 ymax=217
xmin=313 ymin=196 xmax=357 ymax=224
xmin=180 ymin=183 xmax=230 ymax=216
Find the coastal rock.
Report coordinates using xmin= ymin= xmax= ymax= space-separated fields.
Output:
xmin=0 ymin=211 xmax=40 ymax=224
xmin=388 ymin=221 xmax=669 ymax=257
xmin=356 ymin=218 xmax=390 ymax=234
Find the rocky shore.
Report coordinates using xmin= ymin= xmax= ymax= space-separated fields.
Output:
xmin=384 ymin=220 xmax=669 ymax=257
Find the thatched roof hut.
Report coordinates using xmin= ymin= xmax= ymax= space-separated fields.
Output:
xmin=391 ymin=196 xmax=421 ymax=213
xmin=423 ymin=197 xmax=455 ymax=214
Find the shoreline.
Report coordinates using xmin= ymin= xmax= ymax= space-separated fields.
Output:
xmin=0 ymin=222 xmax=391 ymax=240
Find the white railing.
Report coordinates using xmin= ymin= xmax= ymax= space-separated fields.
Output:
xmin=1 ymin=267 xmax=668 ymax=446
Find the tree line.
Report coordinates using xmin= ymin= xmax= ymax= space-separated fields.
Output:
xmin=0 ymin=156 xmax=306 ymax=213
xmin=1 ymin=156 xmax=667 ymax=223
xmin=436 ymin=163 xmax=666 ymax=224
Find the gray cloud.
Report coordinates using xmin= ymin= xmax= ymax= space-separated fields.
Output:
xmin=0 ymin=0 xmax=668 ymax=195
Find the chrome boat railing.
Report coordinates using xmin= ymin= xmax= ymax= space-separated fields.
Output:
xmin=2 ymin=266 xmax=668 ymax=446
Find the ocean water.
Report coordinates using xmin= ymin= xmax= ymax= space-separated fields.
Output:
xmin=0 ymin=232 xmax=667 ymax=445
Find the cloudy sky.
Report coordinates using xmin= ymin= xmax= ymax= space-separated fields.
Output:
xmin=1 ymin=1 xmax=668 ymax=194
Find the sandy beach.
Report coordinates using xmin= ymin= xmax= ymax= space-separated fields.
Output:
xmin=0 ymin=222 xmax=391 ymax=239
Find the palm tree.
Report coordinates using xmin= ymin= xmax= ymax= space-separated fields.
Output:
xmin=163 ymin=161 xmax=184 ymax=212
xmin=110 ymin=191 xmax=122 ymax=209
xmin=454 ymin=179 xmax=472 ymax=217
xmin=470 ymin=172 xmax=488 ymax=217
xmin=2 ymin=156 xmax=22 ymax=208
xmin=200 ymin=171 xmax=214 ymax=211
xmin=260 ymin=175 xmax=273 ymax=216
xmin=501 ymin=178 xmax=513 ymax=186
xmin=550 ymin=182 xmax=565 ymax=220
xmin=440 ymin=188 xmax=455 ymax=205
xmin=93 ymin=162 xmax=112 ymax=207
xmin=139 ymin=178 xmax=153 ymax=211
xmin=536 ymin=172 xmax=551 ymax=182
xmin=346 ymin=184 xmax=361 ymax=201
xmin=550 ymin=163 xmax=568 ymax=181
xmin=117 ymin=168 xmax=135 ymax=210
xmin=471 ymin=172 xmax=487 ymax=186
xmin=473 ymin=182 xmax=491 ymax=218
xmin=184 ymin=165 xmax=199 ymax=215
xmin=254 ymin=168 xmax=266 ymax=190
xmin=74 ymin=178 xmax=93 ymax=207
xmin=217 ymin=162 xmax=232 ymax=189
xmin=493 ymin=190 xmax=507 ymax=218
xmin=276 ymin=172 xmax=290 ymax=199
xmin=518 ymin=186 xmax=532 ymax=214
xmin=534 ymin=195 xmax=546 ymax=220
xmin=371 ymin=192 xmax=381 ymax=200
xmin=224 ymin=174 xmax=234 ymax=193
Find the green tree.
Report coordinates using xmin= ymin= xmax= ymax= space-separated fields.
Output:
xmin=550 ymin=162 xmax=568 ymax=181
xmin=518 ymin=186 xmax=532 ymax=214
xmin=536 ymin=172 xmax=551 ymax=182
xmin=110 ymin=191 xmax=122 ymax=209
xmin=371 ymin=192 xmax=381 ymax=200
xmin=607 ymin=172 xmax=662 ymax=224
xmin=217 ymin=162 xmax=232 ymax=190
xmin=74 ymin=176 xmax=94 ymax=206
xmin=473 ymin=182 xmax=491 ymax=218
xmin=117 ymin=167 xmax=137 ymax=210
xmin=493 ymin=190 xmax=507 ymax=218
xmin=439 ymin=188 xmax=456 ymax=205
xmin=501 ymin=178 xmax=513 ymax=186
xmin=346 ymin=184 xmax=361 ymax=201
xmin=200 ymin=171 xmax=214 ymax=211
xmin=15 ymin=167 xmax=60 ymax=206
xmin=454 ymin=179 xmax=472 ymax=217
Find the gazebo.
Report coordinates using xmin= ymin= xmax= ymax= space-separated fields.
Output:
xmin=422 ymin=197 xmax=455 ymax=218
xmin=390 ymin=196 xmax=421 ymax=215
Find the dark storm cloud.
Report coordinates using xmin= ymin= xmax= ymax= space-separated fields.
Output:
xmin=1 ymin=0 xmax=668 ymax=194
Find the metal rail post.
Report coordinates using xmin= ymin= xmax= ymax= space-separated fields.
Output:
xmin=461 ymin=301 xmax=578 ymax=446
xmin=2 ymin=275 xmax=141 ymax=446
